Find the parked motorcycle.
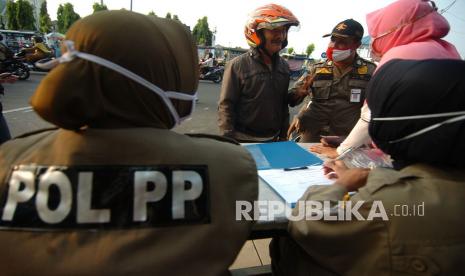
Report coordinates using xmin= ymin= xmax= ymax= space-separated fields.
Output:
xmin=199 ymin=66 xmax=224 ymax=83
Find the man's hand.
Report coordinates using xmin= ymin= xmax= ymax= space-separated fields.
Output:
xmin=324 ymin=160 xmax=370 ymax=191
xmin=294 ymin=85 xmax=309 ymax=98
xmin=287 ymin=117 xmax=301 ymax=139
xmin=0 ymin=73 xmax=18 ymax=84
xmin=310 ymin=143 xmax=338 ymax=159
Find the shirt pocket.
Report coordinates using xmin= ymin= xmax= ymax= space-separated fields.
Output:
xmin=241 ymin=71 xmax=269 ymax=99
xmin=311 ymin=80 xmax=332 ymax=100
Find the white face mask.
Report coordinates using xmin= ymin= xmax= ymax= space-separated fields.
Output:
xmin=332 ymin=48 xmax=352 ymax=62
xmin=37 ymin=40 xmax=197 ymax=128
xmin=372 ymin=111 xmax=465 ymax=143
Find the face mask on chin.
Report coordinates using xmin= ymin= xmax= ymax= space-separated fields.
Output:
xmin=326 ymin=47 xmax=353 ymax=62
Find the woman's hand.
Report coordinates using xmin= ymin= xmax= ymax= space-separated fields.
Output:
xmin=310 ymin=144 xmax=338 ymax=159
xmin=324 ymin=160 xmax=370 ymax=191
xmin=323 ymin=159 xmax=347 ymax=178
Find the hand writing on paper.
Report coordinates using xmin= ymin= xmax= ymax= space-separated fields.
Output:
xmin=324 ymin=160 xmax=370 ymax=191
xmin=323 ymin=160 xmax=346 ymax=179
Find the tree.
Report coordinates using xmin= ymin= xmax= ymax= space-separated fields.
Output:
xmin=57 ymin=3 xmax=80 ymax=33
xmin=306 ymin=43 xmax=315 ymax=57
xmin=93 ymin=2 xmax=108 ymax=13
xmin=39 ymin=0 xmax=53 ymax=33
xmin=165 ymin=12 xmax=171 ymax=19
xmin=287 ymin=47 xmax=294 ymax=54
xmin=173 ymin=14 xmax=179 ymax=21
xmin=57 ymin=4 xmax=64 ymax=32
xmin=192 ymin=16 xmax=213 ymax=46
xmin=0 ymin=16 xmax=5 ymax=29
xmin=16 ymin=0 xmax=35 ymax=30
xmin=147 ymin=11 xmax=156 ymax=16
xmin=6 ymin=1 xmax=19 ymax=30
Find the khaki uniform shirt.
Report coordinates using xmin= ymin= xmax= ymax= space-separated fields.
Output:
xmin=0 ymin=128 xmax=258 ymax=276
xmin=277 ymin=164 xmax=465 ymax=275
xmin=289 ymin=57 xmax=376 ymax=140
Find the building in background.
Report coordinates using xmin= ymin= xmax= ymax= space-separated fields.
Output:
xmin=357 ymin=36 xmax=372 ymax=60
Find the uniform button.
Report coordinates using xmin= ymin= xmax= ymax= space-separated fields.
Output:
xmin=411 ymin=259 xmax=427 ymax=272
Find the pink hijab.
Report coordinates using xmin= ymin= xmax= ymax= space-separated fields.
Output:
xmin=367 ymin=0 xmax=461 ymax=68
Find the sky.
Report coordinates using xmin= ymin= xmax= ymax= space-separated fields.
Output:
xmin=46 ymin=0 xmax=465 ymax=58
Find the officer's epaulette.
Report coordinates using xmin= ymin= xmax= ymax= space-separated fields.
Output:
xmin=313 ymin=60 xmax=330 ymax=68
xmin=355 ymin=56 xmax=376 ymax=68
xmin=186 ymin=133 xmax=240 ymax=145
xmin=352 ymin=57 xmax=376 ymax=77
xmin=13 ymin=127 xmax=58 ymax=139
xmin=313 ymin=60 xmax=333 ymax=75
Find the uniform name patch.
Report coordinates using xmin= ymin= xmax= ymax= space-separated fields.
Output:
xmin=0 ymin=165 xmax=210 ymax=230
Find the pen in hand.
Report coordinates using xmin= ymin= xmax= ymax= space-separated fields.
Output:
xmin=323 ymin=147 xmax=355 ymax=179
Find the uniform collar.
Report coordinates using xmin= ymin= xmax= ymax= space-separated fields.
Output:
xmin=365 ymin=163 xmax=465 ymax=195
xmin=353 ymin=55 xmax=365 ymax=68
xmin=363 ymin=166 xmax=418 ymax=195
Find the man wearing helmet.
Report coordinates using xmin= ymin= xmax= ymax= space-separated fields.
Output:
xmin=218 ymin=4 xmax=299 ymax=142
xmin=287 ymin=19 xmax=376 ymax=145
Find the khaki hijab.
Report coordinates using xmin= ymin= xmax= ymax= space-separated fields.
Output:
xmin=31 ymin=10 xmax=198 ymax=130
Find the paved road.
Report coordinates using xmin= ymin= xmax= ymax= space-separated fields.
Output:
xmin=2 ymin=74 xmax=300 ymax=138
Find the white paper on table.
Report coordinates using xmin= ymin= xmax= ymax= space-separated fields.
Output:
xmin=258 ymin=165 xmax=334 ymax=206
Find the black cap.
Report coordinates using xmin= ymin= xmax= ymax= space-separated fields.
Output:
xmin=322 ymin=19 xmax=364 ymax=40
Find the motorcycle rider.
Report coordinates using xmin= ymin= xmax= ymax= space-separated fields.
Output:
xmin=21 ymin=36 xmax=52 ymax=63
xmin=218 ymin=4 xmax=299 ymax=142
xmin=0 ymin=34 xmax=14 ymax=72
xmin=200 ymin=52 xmax=214 ymax=78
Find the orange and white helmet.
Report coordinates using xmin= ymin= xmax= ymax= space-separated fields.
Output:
xmin=244 ymin=4 xmax=300 ymax=48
